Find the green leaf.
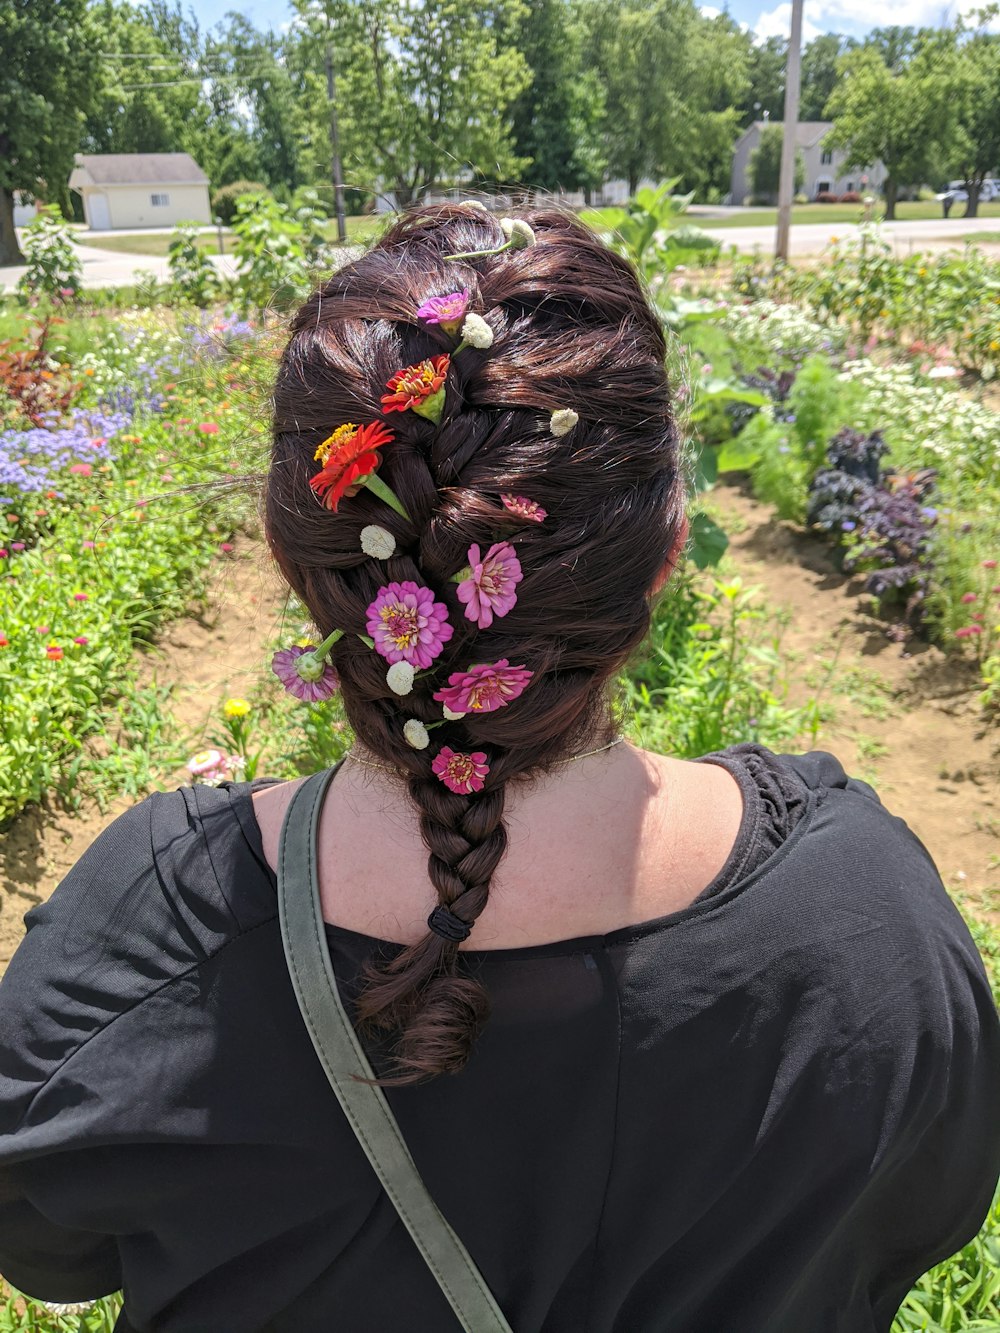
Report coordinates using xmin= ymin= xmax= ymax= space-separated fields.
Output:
xmin=688 ymin=511 xmax=729 ymax=569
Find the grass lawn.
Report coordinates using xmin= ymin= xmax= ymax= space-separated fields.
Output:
xmin=583 ymin=201 xmax=1000 ymax=230
xmin=79 ymin=232 xmax=234 ymax=256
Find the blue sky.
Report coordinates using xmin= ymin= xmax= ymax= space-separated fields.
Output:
xmin=189 ymin=0 xmax=977 ymax=43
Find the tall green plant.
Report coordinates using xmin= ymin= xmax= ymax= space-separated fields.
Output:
xmin=230 ymin=193 xmax=310 ymax=315
xmin=167 ymin=223 xmax=221 ymax=308
xmin=15 ymin=208 xmax=82 ymax=304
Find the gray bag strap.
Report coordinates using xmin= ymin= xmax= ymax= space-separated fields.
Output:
xmin=277 ymin=766 xmax=514 ymax=1333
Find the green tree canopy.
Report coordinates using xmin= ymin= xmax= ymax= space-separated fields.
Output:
xmin=825 ymin=39 xmax=955 ymax=218
xmin=800 ymin=34 xmax=852 ymax=121
xmin=748 ymin=126 xmax=805 ymax=203
xmin=943 ymin=21 xmax=1000 ymax=217
xmin=0 ymin=0 xmax=100 ymax=263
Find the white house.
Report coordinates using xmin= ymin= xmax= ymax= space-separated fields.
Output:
xmin=69 ymin=153 xmax=211 ymax=230
xmin=730 ymin=122 xmax=885 ymax=204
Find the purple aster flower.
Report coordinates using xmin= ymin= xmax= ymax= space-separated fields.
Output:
xmin=456 ymin=542 xmax=522 ymax=629
xmin=271 ymin=644 xmax=340 ymax=702
xmin=366 ymin=580 xmax=453 ymax=668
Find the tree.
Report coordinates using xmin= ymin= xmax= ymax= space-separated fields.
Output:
xmin=738 ymin=35 xmax=786 ymax=126
xmin=291 ymin=0 xmax=531 ymax=208
xmin=799 ymin=34 xmax=852 ymax=122
xmin=749 ymin=126 xmax=805 ymax=203
xmin=503 ymin=0 xmax=606 ymax=194
xmin=825 ymin=41 xmax=955 ymax=219
xmin=944 ymin=24 xmax=1000 ymax=218
xmin=0 ymin=0 xmax=100 ymax=264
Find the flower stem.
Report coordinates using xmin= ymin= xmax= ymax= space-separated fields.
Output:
xmin=357 ymin=633 xmax=375 ymax=648
xmin=363 ymin=473 xmax=411 ymax=521
xmin=442 ymin=240 xmax=513 ymax=261
xmin=315 ymin=628 xmax=344 ymax=658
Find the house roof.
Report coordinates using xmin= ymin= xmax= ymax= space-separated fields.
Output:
xmin=735 ymin=120 xmax=833 ymax=151
xmin=69 ymin=153 xmax=208 ymax=189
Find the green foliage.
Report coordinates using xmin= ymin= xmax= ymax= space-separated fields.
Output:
xmin=786 ymin=354 xmax=856 ymax=469
xmin=211 ymin=181 xmax=271 ymax=226
xmin=167 ymin=224 xmax=221 ymax=308
xmin=942 ymin=25 xmax=1000 ymax=216
xmin=744 ymin=410 xmax=811 ymax=523
xmin=748 ymin=126 xmax=805 ymax=203
xmin=0 ymin=1285 xmax=121 ymax=1331
xmin=601 ymin=180 xmax=721 ymax=291
xmin=230 ymin=193 xmax=310 ymax=314
xmin=15 ymin=210 xmax=82 ymax=305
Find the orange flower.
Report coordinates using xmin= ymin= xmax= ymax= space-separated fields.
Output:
xmin=46 ymin=644 xmax=64 ymax=661
xmin=309 ymin=421 xmax=395 ymax=512
xmin=381 ymin=355 xmax=449 ymax=422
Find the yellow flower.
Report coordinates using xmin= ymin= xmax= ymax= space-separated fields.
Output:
xmin=880 ymin=309 xmax=889 ymax=318
xmin=224 ymin=697 xmax=251 ymax=718
xmin=918 ymin=267 xmax=927 ymax=277
xmin=990 ymin=340 xmax=999 ymax=352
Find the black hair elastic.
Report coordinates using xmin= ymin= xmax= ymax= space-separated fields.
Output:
xmin=427 ymin=905 xmax=471 ymax=943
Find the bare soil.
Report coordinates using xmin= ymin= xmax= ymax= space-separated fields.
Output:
xmin=1 ymin=487 xmax=997 ymax=969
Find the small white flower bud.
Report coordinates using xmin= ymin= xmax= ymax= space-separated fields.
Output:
xmin=550 ymin=407 xmax=579 ymax=437
xmin=442 ymin=705 xmax=466 ymax=721
xmin=501 ymin=218 xmax=536 ymax=249
xmin=386 ymin=661 xmax=415 ymax=695
xmin=403 ymin=718 xmax=430 ymax=749
xmin=360 ymin=524 xmax=396 ymax=559
xmin=461 ymin=312 xmax=494 ymax=349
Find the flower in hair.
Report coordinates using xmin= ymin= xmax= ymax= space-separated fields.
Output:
xmin=500 ymin=218 xmax=536 ymax=249
xmin=367 ymin=580 xmax=454 ymax=668
xmin=360 ymin=524 xmax=396 ymax=559
xmin=501 ymin=494 xmax=547 ymax=523
xmin=403 ymin=718 xmax=430 ymax=750
xmin=549 ymin=408 xmax=579 ymax=437
xmin=310 ymin=421 xmax=409 ymax=519
xmin=459 ymin=313 xmax=494 ymax=349
xmin=381 ymin=355 xmax=450 ymax=424
xmin=386 ymin=661 xmax=415 ymax=695
xmin=271 ymin=640 xmax=341 ymax=702
xmin=416 ymin=289 xmax=470 ymax=335
xmin=433 ymin=660 xmax=533 ymax=715
xmin=442 ymin=704 xmax=466 ymax=720
xmin=456 ymin=541 xmax=522 ymax=629
xmin=432 ymin=747 xmax=490 ymax=795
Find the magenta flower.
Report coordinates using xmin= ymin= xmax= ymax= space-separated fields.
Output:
xmin=955 ymin=626 xmax=982 ymax=638
xmin=961 ymin=592 xmax=977 ymax=604
xmin=416 ymin=289 xmax=470 ymax=335
xmin=199 ymin=422 xmax=219 ymax=434
xmin=456 ymin=542 xmax=522 ymax=629
xmin=11 ymin=543 xmax=25 ymax=552
xmin=366 ymin=581 xmax=453 ymax=668
xmin=983 ymin=559 xmax=997 ymax=569
xmin=73 ymin=592 xmax=88 ymax=602
xmin=432 ymin=747 xmax=490 ymax=795
xmin=0 ymin=550 xmax=6 ymax=559
xmin=271 ymin=644 xmax=340 ymax=702
xmin=433 ymin=659 xmax=533 ymax=714
xmin=501 ymin=494 xmax=547 ymax=523
xmin=73 ymin=636 xmax=89 ymax=646
xmin=82 ymin=540 xmax=96 ymax=550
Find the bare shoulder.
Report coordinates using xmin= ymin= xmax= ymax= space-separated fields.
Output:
xmin=252 ymin=778 xmax=309 ymax=872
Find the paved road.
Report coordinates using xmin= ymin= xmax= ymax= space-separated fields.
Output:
xmin=2 ymin=216 xmax=999 ymax=291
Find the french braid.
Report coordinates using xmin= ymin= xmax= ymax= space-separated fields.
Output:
xmin=267 ymin=205 xmax=686 ymax=1084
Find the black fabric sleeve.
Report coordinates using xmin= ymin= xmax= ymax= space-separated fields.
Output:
xmin=0 ymin=1173 xmax=121 ymax=1302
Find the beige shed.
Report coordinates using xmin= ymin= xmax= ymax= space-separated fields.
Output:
xmin=69 ymin=153 xmax=211 ymax=230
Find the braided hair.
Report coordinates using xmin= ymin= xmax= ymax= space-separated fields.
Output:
xmin=267 ymin=205 xmax=685 ymax=1084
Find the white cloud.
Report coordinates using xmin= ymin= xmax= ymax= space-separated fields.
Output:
xmin=752 ymin=0 xmax=997 ymax=40
xmin=700 ymin=5 xmax=722 ymax=16
xmin=753 ymin=2 xmax=823 ymax=44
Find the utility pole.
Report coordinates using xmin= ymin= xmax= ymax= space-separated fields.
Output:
xmin=775 ymin=0 xmax=804 ymax=263
xmin=325 ymin=42 xmax=347 ymax=243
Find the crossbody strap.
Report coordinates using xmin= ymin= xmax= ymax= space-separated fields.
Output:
xmin=277 ymin=766 xmax=514 ymax=1333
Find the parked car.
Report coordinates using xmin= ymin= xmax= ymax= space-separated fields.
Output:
xmin=940 ymin=179 xmax=1000 ymax=203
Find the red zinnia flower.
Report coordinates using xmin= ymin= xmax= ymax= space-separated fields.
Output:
xmin=381 ymin=355 xmax=449 ymax=422
xmin=46 ymin=644 xmax=64 ymax=661
xmin=309 ymin=421 xmax=395 ymax=512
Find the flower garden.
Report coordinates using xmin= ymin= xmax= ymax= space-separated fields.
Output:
xmin=1 ymin=198 xmax=999 ymax=1329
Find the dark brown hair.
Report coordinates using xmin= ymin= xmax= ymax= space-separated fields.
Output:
xmin=267 ymin=205 xmax=685 ymax=1084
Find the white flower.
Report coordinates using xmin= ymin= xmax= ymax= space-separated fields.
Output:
xmin=459 ymin=200 xmax=489 ymax=212
xmin=461 ymin=312 xmax=494 ymax=349
xmin=549 ymin=407 xmax=579 ymax=437
xmin=386 ymin=661 xmax=415 ymax=695
xmin=500 ymin=218 xmax=536 ymax=249
xmin=926 ymin=365 xmax=961 ymax=379
xmin=360 ymin=524 xmax=396 ymax=559
xmin=403 ymin=719 xmax=430 ymax=749
xmin=442 ymin=704 xmax=466 ymax=721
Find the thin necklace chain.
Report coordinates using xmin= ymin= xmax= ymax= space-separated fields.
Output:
xmin=345 ymin=736 xmax=625 ymax=774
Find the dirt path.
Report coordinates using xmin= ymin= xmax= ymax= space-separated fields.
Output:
xmin=1 ymin=489 xmax=997 ymax=968
xmin=711 ymin=480 xmax=999 ymax=926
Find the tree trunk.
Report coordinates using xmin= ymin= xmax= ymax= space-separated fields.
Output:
xmin=963 ymin=183 xmax=980 ymax=219
xmin=628 ymin=171 xmax=639 ymax=196
xmin=0 ymin=187 xmax=25 ymax=265
xmin=883 ymin=177 xmax=897 ymax=222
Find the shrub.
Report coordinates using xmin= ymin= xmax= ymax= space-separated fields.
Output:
xmin=15 ymin=208 xmax=82 ymax=304
xmin=211 ymin=180 xmax=270 ymax=226
xmin=815 ymin=192 xmax=839 ymax=204
xmin=839 ymin=192 xmax=862 ymax=203
xmin=167 ymin=224 xmax=221 ymax=308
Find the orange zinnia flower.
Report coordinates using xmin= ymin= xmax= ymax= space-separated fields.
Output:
xmin=46 ymin=644 xmax=64 ymax=661
xmin=381 ymin=355 xmax=449 ymax=422
xmin=309 ymin=421 xmax=395 ymax=512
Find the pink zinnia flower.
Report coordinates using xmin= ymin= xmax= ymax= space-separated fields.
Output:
xmin=198 ymin=422 xmax=219 ymax=434
xmin=36 ymin=625 xmax=50 ymax=635
xmin=366 ymin=581 xmax=453 ymax=668
xmin=456 ymin=542 xmax=522 ymax=629
xmin=432 ymin=747 xmax=490 ymax=795
xmin=983 ymin=560 xmax=998 ymax=569
xmin=73 ymin=592 xmax=88 ymax=602
xmin=961 ymin=592 xmax=977 ymax=603
xmin=82 ymin=540 xmax=96 ymax=550
xmin=500 ymin=494 xmax=547 ymax=523
xmin=73 ymin=636 xmax=89 ymax=646
xmin=0 ymin=634 xmax=8 ymax=647
xmin=955 ymin=626 xmax=982 ymax=638
xmin=416 ymin=289 xmax=470 ymax=334
xmin=11 ymin=542 xmax=24 ymax=552
xmin=220 ymin=542 xmax=234 ymax=554
xmin=69 ymin=463 xmax=92 ymax=476
xmin=271 ymin=645 xmax=340 ymax=702
xmin=0 ymin=549 xmax=6 ymax=559
xmin=433 ymin=659 xmax=533 ymax=714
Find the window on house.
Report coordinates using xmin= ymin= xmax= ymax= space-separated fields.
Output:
xmin=846 ymin=180 xmax=854 ymax=192
xmin=150 ymin=193 xmax=170 ymax=207
xmin=820 ymin=149 xmax=833 ymax=165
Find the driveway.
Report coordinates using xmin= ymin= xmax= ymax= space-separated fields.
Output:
xmin=0 ymin=243 xmax=236 ymax=295
xmin=706 ymin=215 xmax=1000 ymax=257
